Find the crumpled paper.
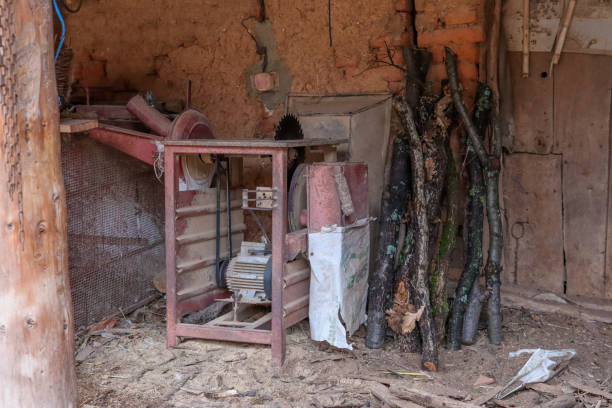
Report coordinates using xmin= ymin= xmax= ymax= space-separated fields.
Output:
xmin=497 ymin=348 xmax=576 ymax=399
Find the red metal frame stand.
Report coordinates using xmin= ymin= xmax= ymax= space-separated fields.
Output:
xmin=162 ymin=139 xmax=344 ymax=365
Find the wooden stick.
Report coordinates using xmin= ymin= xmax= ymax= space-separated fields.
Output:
xmin=390 ymin=383 xmax=481 ymax=408
xmin=537 ymin=394 xmax=576 ymax=408
xmin=522 ymin=0 xmax=530 ymax=77
xmin=488 ymin=0 xmax=502 ymax=101
xmin=472 ymin=386 xmax=504 ymax=406
xmin=566 ymin=378 xmax=612 ymax=400
xmin=369 ymin=382 xmax=424 ymax=408
xmin=445 ymin=48 xmax=489 ymax=167
xmin=549 ymin=0 xmax=577 ymax=73
xmin=527 ymin=383 xmax=564 ymax=395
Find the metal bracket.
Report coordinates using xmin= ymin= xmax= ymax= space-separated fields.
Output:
xmin=242 ymin=188 xmax=277 ymax=210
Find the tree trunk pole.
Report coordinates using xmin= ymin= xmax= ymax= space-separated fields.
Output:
xmin=484 ymin=2 xmax=505 ymax=344
xmin=366 ymin=132 xmax=411 ymax=348
xmin=462 ymin=84 xmax=493 ymax=346
xmin=484 ymin=121 xmax=503 ymax=345
xmin=0 ymin=1 xmax=78 ymax=406
xmin=394 ymin=98 xmax=438 ymax=371
xmin=448 ymin=147 xmax=485 ymax=348
xmin=394 ymin=218 xmax=423 ymax=352
xmin=432 ymin=143 xmax=460 ymax=343
xmin=445 ymin=58 xmax=492 ymax=349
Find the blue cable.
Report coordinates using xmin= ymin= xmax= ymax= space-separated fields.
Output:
xmin=52 ymin=0 xmax=66 ymax=63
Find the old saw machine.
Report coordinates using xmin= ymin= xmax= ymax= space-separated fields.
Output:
xmin=72 ymin=97 xmax=367 ymax=364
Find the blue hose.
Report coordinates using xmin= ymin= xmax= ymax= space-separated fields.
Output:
xmin=52 ymin=0 xmax=65 ymax=63
xmin=52 ymin=0 xmax=66 ymax=105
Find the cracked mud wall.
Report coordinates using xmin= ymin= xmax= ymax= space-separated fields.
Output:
xmin=65 ymin=0 xmax=412 ymax=138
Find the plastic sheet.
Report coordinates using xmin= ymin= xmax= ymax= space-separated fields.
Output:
xmin=308 ymin=218 xmax=370 ymax=349
xmin=497 ymin=348 xmax=577 ymax=399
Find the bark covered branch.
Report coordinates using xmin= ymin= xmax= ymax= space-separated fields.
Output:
xmin=448 ymin=146 xmax=485 ymax=349
xmin=393 ymin=98 xmax=438 ymax=371
xmin=432 ymin=142 xmax=460 ymax=343
xmin=445 ymin=48 xmax=488 ymax=167
xmin=484 ymin=120 xmax=503 ymax=344
xmin=366 ymin=131 xmax=411 ymax=348
xmin=445 ymin=50 xmax=505 ymax=346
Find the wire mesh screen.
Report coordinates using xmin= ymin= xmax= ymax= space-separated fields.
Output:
xmin=61 ymin=135 xmax=165 ymax=329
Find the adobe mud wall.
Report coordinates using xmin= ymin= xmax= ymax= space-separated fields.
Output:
xmin=65 ymin=0 xmax=486 ymax=137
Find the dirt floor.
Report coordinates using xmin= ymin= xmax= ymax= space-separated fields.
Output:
xmin=76 ymin=299 xmax=611 ymax=408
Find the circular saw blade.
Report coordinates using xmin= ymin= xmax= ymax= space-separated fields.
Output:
xmin=274 ymin=113 xmax=304 ymax=140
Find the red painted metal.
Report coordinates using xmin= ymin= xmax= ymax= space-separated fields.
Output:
xmin=175 ymin=323 xmax=272 ymax=344
xmin=88 ymin=125 xmax=162 ymax=166
xmin=284 ymin=307 xmax=309 ymax=329
xmin=86 ymin=108 xmax=215 ymax=172
xmin=169 ymin=109 xmax=215 ymax=140
xmin=164 ymin=148 xmax=179 ymax=347
xmin=307 ymin=162 xmax=369 ymax=233
xmin=176 ymin=289 xmax=230 ymax=317
xmin=286 ymin=230 xmax=307 ymax=261
xmin=127 ymin=94 xmax=173 ymax=136
xmin=271 ymin=149 xmax=288 ymax=365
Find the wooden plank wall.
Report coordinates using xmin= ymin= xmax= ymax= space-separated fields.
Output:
xmin=508 ymin=53 xmax=554 ymax=154
xmin=554 ymin=54 xmax=612 ymax=298
xmin=504 ymin=52 xmax=612 ymax=299
xmin=503 ymin=154 xmax=564 ymax=293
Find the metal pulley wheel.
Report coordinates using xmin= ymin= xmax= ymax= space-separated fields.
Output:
xmin=288 ymin=163 xmax=308 ymax=232
xmin=170 ymin=109 xmax=217 ymax=188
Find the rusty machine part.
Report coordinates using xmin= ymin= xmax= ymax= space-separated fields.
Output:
xmin=126 ymin=94 xmax=173 ymax=137
xmin=125 ymin=94 xmax=217 ymax=188
xmin=126 ymin=94 xmax=216 ymax=141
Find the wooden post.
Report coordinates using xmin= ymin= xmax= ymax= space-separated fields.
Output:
xmin=0 ymin=1 xmax=78 ymax=406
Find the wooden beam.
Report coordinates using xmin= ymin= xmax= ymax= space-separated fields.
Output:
xmin=59 ymin=118 xmax=99 ymax=133
xmin=0 ymin=1 xmax=77 ymax=406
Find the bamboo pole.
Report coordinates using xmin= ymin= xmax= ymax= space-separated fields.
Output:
xmin=549 ymin=0 xmax=577 ymax=74
xmin=488 ymin=0 xmax=502 ymax=101
xmin=0 ymin=0 xmax=78 ymax=406
xmin=522 ymin=0 xmax=530 ymax=77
